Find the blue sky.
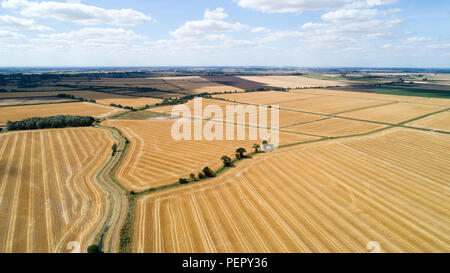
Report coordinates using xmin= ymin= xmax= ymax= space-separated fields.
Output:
xmin=0 ymin=0 xmax=449 ymax=67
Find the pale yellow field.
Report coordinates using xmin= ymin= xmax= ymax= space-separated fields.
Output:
xmin=150 ymin=98 xmax=241 ymax=116
xmin=213 ymin=91 xmax=322 ymax=105
xmin=341 ymin=103 xmax=447 ymax=124
xmin=102 ymin=119 xmax=318 ymax=191
xmin=0 ymin=102 xmax=122 ymax=125
xmin=0 ymin=127 xmax=113 ymax=252
xmin=277 ymin=96 xmax=385 ymax=114
xmin=284 ymin=118 xmax=387 ymax=137
xmin=149 ymin=98 xmax=322 ymax=128
xmin=214 ymin=91 xmax=390 ymax=114
xmin=133 ymin=129 xmax=450 ymax=253
xmin=406 ymin=110 xmax=450 ymax=131
xmin=239 ymin=76 xmax=347 ymax=88
xmin=292 ymin=89 xmax=450 ymax=106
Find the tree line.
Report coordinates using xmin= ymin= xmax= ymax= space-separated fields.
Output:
xmin=6 ymin=115 xmax=96 ymax=131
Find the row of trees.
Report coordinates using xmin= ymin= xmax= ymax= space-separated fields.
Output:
xmin=179 ymin=166 xmax=215 ymax=184
xmin=57 ymin=93 xmax=96 ymax=103
xmin=109 ymin=103 xmax=138 ymax=111
xmin=178 ymin=144 xmax=265 ymax=185
xmin=6 ymin=115 xmax=96 ymax=131
xmin=157 ymin=93 xmax=212 ymax=106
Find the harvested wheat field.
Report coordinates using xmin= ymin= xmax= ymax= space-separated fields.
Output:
xmin=150 ymin=98 xmax=241 ymax=116
xmin=284 ymin=118 xmax=387 ymax=137
xmin=294 ymin=89 xmax=450 ymax=106
xmin=133 ymin=128 xmax=450 ymax=253
xmin=102 ymin=119 xmax=318 ymax=191
xmin=0 ymin=102 xmax=122 ymax=125
xmin=406 ymin=110 xmax=450 ymax=131
xmin=277 ymin=96 xmax=386 ymax=115
xmin=213 ymin=91 xmax=322 ymax=105
xmin=341 ymin=103 xmax=447 ymax=124
xmin=239 ymin=76 xmax=346 ymax=88
xmin=0 ymin=127 xmax=113 ymax=252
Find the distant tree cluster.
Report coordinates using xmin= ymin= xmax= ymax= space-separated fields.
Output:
xmin=109 ymin=103 xmax=137 ymax=111
xmin=156 ymin=93 xmax=212 ymax=106
xmin=6 ymin=115 xmax=96 ymax=131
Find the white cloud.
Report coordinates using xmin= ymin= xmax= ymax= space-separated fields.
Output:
xmin=233 ymin=0 xmax=398 ymax=13
xmin=1 ymin=0 xmax=152 ymax=26
xmin=404 ymin=36 xmax=431 ymax=43
xmin=0 ymin=29 xmax=25 ymax=39
xmin=170 ymin=8 xmax=248 ymax=39
xmin=31 ymin=28 xmax=146 ymax=49
xmin=0 ymin=15 xmax=51 ymax=31
xmin=321 ymin=9 xmax=379 ymax=22
xmin=251 ymin=26 xmax=271 ymax=33
xmin=204 ymin=7 xmax=228 ymax=20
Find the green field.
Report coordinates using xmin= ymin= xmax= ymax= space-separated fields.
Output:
xmin=366 ymin=87 xmax=450 ymax=98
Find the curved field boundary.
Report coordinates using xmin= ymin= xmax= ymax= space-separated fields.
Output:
xmin=0 ymin=128 xmax=113 ymax=252
xmin=91 ymin=125 xmax=130 ymax=253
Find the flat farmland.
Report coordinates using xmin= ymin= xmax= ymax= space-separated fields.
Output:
xmin=0 ymin=102 xmax=122 ymax=125
xmin=96 ymin=97 xmax=162 ymax=108
xmin=406 ymin=110 xmax=450 ymax=131
xmin=76 ymin=78 xmax=183 ymax=91
xmin=294 ymin=89 xmax=450 ymax=106
xmin=0 ymin=97 xmax=74 ymax=107
xmin=133 ymin=129 xmax=450 ymax=252
xmin=149 ymin=98 xmax=241 ymax=116
xmin=284 ymin=118 xmax=387 ymax=137
xmin=148 ymin=98 xmax=322 ymax=128
xmin=0 ymin=127 xmax=113 ymax=252
xmin=202 ymin=76 xmax=274 ymax=90
xmin=213 ymin=91 xmax=322 ymax=105
xmin=215 ymin=91 xmax=390 ymax=114
xmin=341 ymin=103 xmax=447 ymax=124
xmin=161 ymin=76 xmax=243 ymax=94
xmin=102 ymin=119 xmax=318 ymax=191
xmin=0 ymin=90 xmax=132 ymax=100
xmin=277 ymin=96 xmax=386 ymax=114
xmin=238 ymin=76 xmax=346 ymax=88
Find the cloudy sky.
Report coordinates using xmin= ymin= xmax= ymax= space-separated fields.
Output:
xmin=0 ymin=0 xmax=449 ymax=67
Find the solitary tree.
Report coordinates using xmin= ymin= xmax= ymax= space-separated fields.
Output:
xmin=203 ymin=166 xmax=215 ymax=178
xmin=87 ymin=244 xmax=100 ymax=253
xmin=253 ymin=144 xmax=261 ymax=153
xmin=190 ymin=173 xmax=197 ymax=181
xmin=221 ymin=155 xmax=232 ymax=167
xmin=111 ymin=143 xmax=117 ymax=156
xmin=236 ymin=147 xmax=247 ymax=159
xmin=179 ymin=178 xmax=189 ymax=184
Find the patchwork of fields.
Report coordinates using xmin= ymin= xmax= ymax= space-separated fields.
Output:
xmin=0 ymin=74 xmax=449 ymax=253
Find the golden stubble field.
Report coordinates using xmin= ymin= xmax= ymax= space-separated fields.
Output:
xmin=0 ymin=102 xmax=122 ymax=125
xmin=102 ymin=119 xmax=317 ymax=191
xmin=238 ymin=76 xmax=347 ymax=88
xmin=0 ymin=127 xmax=113 ymax=252
xmin=133 ymin=128 xmax=450 ymax=252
